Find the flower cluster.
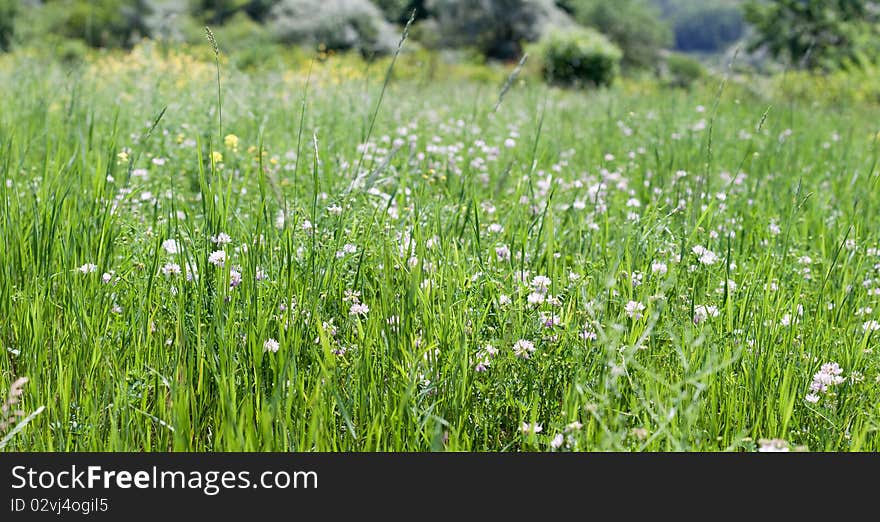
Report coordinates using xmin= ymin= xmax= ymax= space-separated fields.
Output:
xmin=512 ymin=339 xmax=536 ymax=359
xmin=805 ymin=362 xmax=845 ymax=404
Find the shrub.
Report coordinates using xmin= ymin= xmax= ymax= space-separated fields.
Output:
xmin=211 ymin=12 xmax=277 ymax=69
xmin=562 ymin=0 xmax=672 ymax=70
xmin=268 ymin=0 xmax=398 ymax=56
xmin=427 ymin=0 xmax=573 ymax=60
xmin=55 ymin=38 xmax=90 ymax=65
xmin=661 ymin=53 xmax=704 ymax=90
xmin=54 ymin=0 xmax=152 ymax=48
xmin=744 ymin=0 xmax=880 ymax=71
xmin=536 ymin=28 xmax=621 ymax=88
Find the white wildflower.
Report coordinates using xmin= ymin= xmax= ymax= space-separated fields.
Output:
xmin=512 ymin=339 xmax=536 ymax=359
xmin=263 ymin=338 xmax=280 ymax=353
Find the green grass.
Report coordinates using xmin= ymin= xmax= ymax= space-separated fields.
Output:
xmin=1 ymin=43 xmax=879 ymax=452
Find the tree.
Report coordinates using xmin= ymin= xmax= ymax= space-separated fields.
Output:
xmin=46 ymin=0 xmax=154 ymax=48
xmin=428 ymin=0 xmax=572 ymax=60
xmin=563 ymin=0 xmax=673 ymax=69
xmin=0 ymin=0 xmax=16 ymax=51
xmin=744 ymin=0 xmax=880 ymax=70
xmin=188 ymin=0 xmax=252 ymax=25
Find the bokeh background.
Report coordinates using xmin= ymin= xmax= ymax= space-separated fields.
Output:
xmin=2 ymin=1 xmax=879 ymax=102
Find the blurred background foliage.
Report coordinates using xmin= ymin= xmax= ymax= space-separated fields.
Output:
xmin=2 ymin=1 xmax=880 ymax=103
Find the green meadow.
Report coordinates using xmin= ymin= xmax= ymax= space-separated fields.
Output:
xmin=2 ymin=34 xmax=880 ymax=451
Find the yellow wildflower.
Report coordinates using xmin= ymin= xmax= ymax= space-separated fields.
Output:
xmin=224 ymin=134 xmax=239 ymax=150
xmin=212 ymin=151 xmax=223 ymax=163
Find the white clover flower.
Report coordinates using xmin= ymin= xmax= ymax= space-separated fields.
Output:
xmin=336 ymin=243 xmax=358 ymax=258
xmin=78 ymin=263 xmax=98 ymax=274
xmin=531 ymin=275 xmax=551 ymax=294
xmin=716 ymin=279 xmax=737 ymax=295
xmin=758 ymin=439 xmax=790 ymax=452
xmin=349 ymin=303 xmax=370 ymax=317
xmin=161 ymin=263 xmax=181 ymax=276
xmin=806 ymin=362 xmax=845 ymax=403
xmin=474 ymin=343 xmax=498 ymax=372
xmin=527 ymin=292 xmax=545 ymax=306
xmin=512 ymin=339 xmax=536 ymax=359
xmin=631 ymin=272 xmax=643 ymax=287
xmin=263 ymin=338 xmax=280 ymax=353
xmin=651 ymin=262 xmax=668 ymax=275
xmin=694 ymin=305 xmax=719 ymax=324
xmin=820 ymin=362 xmax=843 ymax=376
xmin=495 ymin=244 xmax=511 ymax=261
xmin=550 ymin=434 xmax=565 ymax=449
xmin=162 ymin=239 xmax=179 ymax=254
xmin=208 ymin=250 xmax=226 ymax=267
xmin=102 ymin=272 xmax=114 ymax=284
xmin=229 ymin=269 xmax=242 ymax=288
xmin=624 ymin=300 xmax=646 ymax=319
xmin=692 ymin=245 xmax=719 ymax=265
xmin=211 ymin=232 xmax=232 ymax=245
xmin=539 ymin=312 xmax=561 ymax=329
xmin=863 ymin=320 xmax=880 ymax=332
xmin=520 ymin=422 xmax=542 ymax=434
